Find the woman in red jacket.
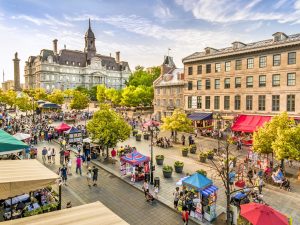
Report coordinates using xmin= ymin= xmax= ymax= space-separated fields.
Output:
xmin=181 ymin=207 xmax=189 ymax=225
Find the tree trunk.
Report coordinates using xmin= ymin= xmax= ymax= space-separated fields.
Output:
xmin=281 ymin=159 xmax=284 ymax=171
xmin=106 ymin=146 xmax=109 ymax=161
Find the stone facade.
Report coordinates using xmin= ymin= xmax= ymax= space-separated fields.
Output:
xmin=1 ymin=80 xmax=14 ymax=91
xmin=13 ymin=52 xmax=21 ymax=91
xmin=153 ymin=56 xmax=185 ymax=121
xmin=24 ymin=20 xmax=130 ymax=91
xmin=182 ymin=32 xmax=300 ymax=118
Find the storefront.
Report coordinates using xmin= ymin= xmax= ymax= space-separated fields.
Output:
xmin=188 ymin=113 xmax=213 ymax=129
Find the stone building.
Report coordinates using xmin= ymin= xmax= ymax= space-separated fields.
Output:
xmin=1 ymin=80 xmax=14 ymax=91
xmin=153 ymin=56 xmax=185 ymax=121
xmin=182 ymin=32 xmax=300 ymax=128
xmin=24 ymin=19 xmax=130 ymax=91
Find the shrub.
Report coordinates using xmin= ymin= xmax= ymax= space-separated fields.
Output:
xmin=196 ymin=169 xmax=207 ymax=177
xmin=199 ymin=152 xmax=208 ymax=158
xmin=155 ymin=155 xmax=164 ymax=160
xmin=182 ymin=147 xmax=189 ymax=152
xmin=163 ymin=165 xmax=173 ymax=172
xmin=174 ymin=161 xmax=184 ymax=167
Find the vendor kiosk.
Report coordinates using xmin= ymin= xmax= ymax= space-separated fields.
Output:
xmin=120 ymin=151 xmax=150 ymax=182
xmin=64 ymin=127 xmax=82 ymax=143
xmin=182 ymin=173 xmax=218 ymax=222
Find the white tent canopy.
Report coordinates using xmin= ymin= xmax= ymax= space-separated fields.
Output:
xmin=2 ymin=201 xmax=129 ymax=225
xmin=0 ymin=160 xmax=59 ymax=200
xmin=13 ymin=133 xmax=31 ymax=141
xmin=83 ymin=137 xmax=92 ymax=143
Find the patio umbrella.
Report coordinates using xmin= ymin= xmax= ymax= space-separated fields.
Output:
xmin=55 ymin=123 xmax=71 ymax=132
xmin=240 ymin=203 xmax=289 ymax=225
xmin=83 ymin=138 xmax=92 ymax=143
xmin=13 ymin=133 xmax=31 ymax=141
xmin=143 ymin=120 xmax=160 ymax=127
xmin=0 ymin=130 xmax=28 ymax=155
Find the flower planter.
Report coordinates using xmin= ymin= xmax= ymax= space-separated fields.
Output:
xmin=156 ymin=158 xmax=164 ymax=165
xmin=143 ymin=134 xmax=149 ymax=140
xmin=174 ymin=166 xmax=183 ymax=173
xmin=189 ymin=146 xmax=197 ymax=154
xmin=199 ymin=156 xmax=206 ymax=163
xmin=132 ymin=130 xmax=138 ymax=136
xmin=163 ymin=170 xmax=172 ymax=178
xmin=135 ymin=135 xmax=141 ymax=141
xmin=182 ymin=151 xmax=188 ymax=157
xmin=207 ymin=154 xmax=214 ymax=160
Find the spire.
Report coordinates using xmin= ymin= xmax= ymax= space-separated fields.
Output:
xmin=89 ymin=18 xmax=91 ymax=29
xmin=2 ymin=69 xmax=4 ymax=82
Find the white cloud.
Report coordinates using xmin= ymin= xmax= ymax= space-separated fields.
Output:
xmin=175 ymin=0 xmax=286 ymax=23
xmin=274 ymin=0 xmax=289 ymax=9
xmin=245 ymin=21 xmax=263 ymax=32
xmin=103 ymin=30 xmax=115 ymax=36
xmin=11 ymin=14 xmax=73 ymax=27
xmin=154 ymin=0 xmax=173 ymax=20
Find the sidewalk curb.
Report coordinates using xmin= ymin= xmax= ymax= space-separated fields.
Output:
xmin=91 ymin=160 xmax=207 ymax=225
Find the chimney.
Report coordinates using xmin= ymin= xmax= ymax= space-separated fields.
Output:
xmin=115 ymin=51 xmax=120 ymax=63
xmin=53 ymin=39 xmax=58 ymax=55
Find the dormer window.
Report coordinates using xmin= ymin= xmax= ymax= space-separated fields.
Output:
xmin=72 ymin=61 xmax=75 ymax=66
xmin=66 ymin=61 xmax=69 ymax=65
xmin=205 ymin=47 xmax=217 ymax=55
xmin=232 ymin=41 xmax=246 ymax=50
xmin=272 ymin=32 xmax=288 ymax=42
xmin=78 ymin=62 xmax=81 ymax=66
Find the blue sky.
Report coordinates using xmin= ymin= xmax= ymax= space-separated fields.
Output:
xmin=1 ymin=0 xmax=300 ymax=82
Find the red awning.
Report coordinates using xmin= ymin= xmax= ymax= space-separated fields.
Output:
xmin=231 ymin=115 xmax=272 ymax=133
xmin=55 ymin=123 xmax=71 ymax=132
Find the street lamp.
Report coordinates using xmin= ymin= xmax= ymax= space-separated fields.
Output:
xmin=215 ymin=113 xmax=222 ymax=154
xmin=147 ymin=120 xmax=159 ymax=185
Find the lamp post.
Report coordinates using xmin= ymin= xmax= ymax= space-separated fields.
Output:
xmin=215 ymin=113 xmax=222 ymax=154
xmin=148 ymin=124 xmax=154 ymax=185
xmin=31 ymin=97 xmax=35 ymax=123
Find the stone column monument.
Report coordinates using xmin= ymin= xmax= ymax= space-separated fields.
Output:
xmin=13 ymin=52 xmax=21 ymax=91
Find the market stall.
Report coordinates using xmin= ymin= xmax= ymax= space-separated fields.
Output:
xmin=120 ymin=151 xmax=150 ymax=182
xmin=12 ymin=133 xmax=31 ymax=141
xmin=2 ymin=201 xmax=128 ymax=225
xmin=54 ymin=123 xmax=71 ymax=133
xmin=64 ymin=127 xmax=82 ymax=144
xmin=182 ymin=173 xmax=218 ymax=222
xmin=0 ymin=160 xmax=59 ymax=221
xmin=0 ymin=129 xmax=28 ymax=156
xmin=188 ymin=113 xmax=213 ymax=135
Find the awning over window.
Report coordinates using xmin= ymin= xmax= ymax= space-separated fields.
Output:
xmin=231 ymin=115 xmax=272 ymax=133
xmin=188 ymin=113 xmax=212 ymax=121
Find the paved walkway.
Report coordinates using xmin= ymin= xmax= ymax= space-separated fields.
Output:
xmin=94 ymin=132 xmax=300 ymax=224
xmin=35 ymin=142 xmax=196 ymax=225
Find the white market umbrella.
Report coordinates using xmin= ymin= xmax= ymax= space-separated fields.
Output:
xmin=83 ymin=138 xmax=92 ymax=143
xmin=176 ymin=176 xmax=190 ymax=186
xmin=13 ymin=133 xmax=31 ymax=141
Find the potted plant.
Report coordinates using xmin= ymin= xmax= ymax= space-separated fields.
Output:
xmin=155 ymin=155 xmax=164 ymax=165
xmin=162 ymin=165 xmax=173 ymax=178
xmin=199 ymin=152 xmax=207 ymax=163
xmin=182 ymin=147 xmax=189 ymax=157
xmin=143 ymin=132 xmax=150 ymax=140
xmin=49 ymin=202 xmax=59 ymax=211
xmin=174 ymin=161 xmax=184 ymax=173
xmin=196 ymin=169 xmax=207 ymax=177
xmin=132 ymin=129 xmax=138 ymax=136
xmin=189 ymin=144 xmax=197 ymax=154
xmin=206 ymin=150 xmax=214 ymax=160
xmin=135 ymin=133 xmax=142 ymax=141
xmin=42 ymin=204 xmax=51 ymax=213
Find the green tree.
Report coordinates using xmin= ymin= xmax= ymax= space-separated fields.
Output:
xmin=89 ymin=86 xmax=98 ymax=101
xmin=161 ymin=109 xmax=193 ymax=142
xmin=127 ymin=66 xmax=161 ymax=87
xmin=87 ymin=104 xmax=131 ymax=159
xmin=272 ymin=125 xmax=300 ymax=161
xmin=96 ymin=85 xmax=107 ymax=103
xmin=47 ymin=89 xmax=64 ymax=105
xmin=63 ymin=89 xmax=74 ymax=98
xmin=121 ymin=86 xmax=139 ymax=107
xmin=70 ymin=90 xmax=89 ymax=110
xmin=134 ymin=85 xmax=153 ymax=106
xmin=75 ymin=86 xmax=89 ymax=96
xmin=105 ymin=88 xmax=122 ymax=106
xmin=2 ymin=90 xmax=17 ymax=108
xmin=253 ymin=112 xmax=295 ymax=155
xmin=33 ymin=88 xmax=47 ymax=101
xmin=15 ymin=94 xmax=37 ymax=114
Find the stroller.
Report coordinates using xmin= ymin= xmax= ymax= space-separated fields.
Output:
xmin=230 ymin=191 xmax=250 ymax=207
xmin=281 ymin=178 xmax=291 ymax=191
xmin=145 ymin=191 xmax=156 ymax=204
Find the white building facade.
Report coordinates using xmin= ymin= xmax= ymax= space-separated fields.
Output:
xmin=24 ymin=20 xmax=130 ymax=91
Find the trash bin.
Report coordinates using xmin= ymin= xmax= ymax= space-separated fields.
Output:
xmin=154 ymin=177 xmax=160 ymax=188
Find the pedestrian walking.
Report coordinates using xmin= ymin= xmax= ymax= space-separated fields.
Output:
xmin=76 ymin=155 xmax=82 ymax=175
xmin=87 ymin=168 xmax=92 ymax=188
xmin=181 ymin=135 xmax=185 ymax=145
xmin=154 ymin=185 xmax=159 ymax=199
xmin=60 ymin=165 xmax=68 ymax=186
xmin=51 ymin=148 xmax=56 ymax=164
xmin=181 ymin=207 xmax=189 ymax=225
xmin=111 ymin=148 xmax=117 ymax=164
xmin=67 ymin=158 xmax=72 ymax=175
xmin=173 ymin=187 xmax=180 ymax=209
xmin=229 ymin=170 xmax=236 ymax=192
xmin=59 ymin=148 xmax=65 ymax=165
xmin=247 ymin=168 xmax=254 ymax=185
xmin=143 ymin=180 xmax=149 ymax=197
xmin=47 ymin=147 xmax=52 ymax=164
xmin=258 ymin=176 xmax=264 ymax=194
xmin=42 ymin=147 xmax=47 ymax=164
xmin=86 ymin=154 xmax=91 ymax=168
xmin=92 ymin=166 xmax=99 ymax=186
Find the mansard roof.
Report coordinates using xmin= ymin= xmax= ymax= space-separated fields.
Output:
xmin=183 ymin=32 xmax=300 ymax=63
